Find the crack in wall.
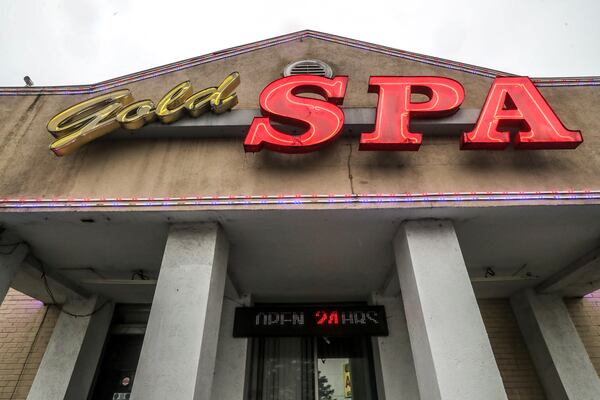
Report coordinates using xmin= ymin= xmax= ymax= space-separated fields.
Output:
xmin=346 ymin=143 xmax=355 ymax=194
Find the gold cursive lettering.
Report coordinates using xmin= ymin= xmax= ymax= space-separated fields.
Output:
xmin=116 ymin=100 xmax=156 ymax=130
xmin=47 ymin=72 xmax=240 ymax=156
xmin=47 ymin=90 xmax=133 ymax=156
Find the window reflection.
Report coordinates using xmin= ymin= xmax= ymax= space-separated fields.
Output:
xmin=246 ymin=336 xmax=377 ymax=400
xmin=247 ymin=337 xmax=315 ymax=400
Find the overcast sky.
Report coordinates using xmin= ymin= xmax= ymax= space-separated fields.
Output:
xmin=1 ymin=0 xmax=599 ymax=86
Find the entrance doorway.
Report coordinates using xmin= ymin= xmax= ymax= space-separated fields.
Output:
xmin=90 ymin=334 xmax=143 ymax=400
xmin=89 ymin=304 xmax=150 ymax=400
xmin=245 ymin=336 xmax=378 ymax=400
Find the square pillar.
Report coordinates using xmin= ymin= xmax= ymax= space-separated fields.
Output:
xmin=27 ymin=296 xmax=114 ymax=400
xmin=371 ymin=294 xmax=420 ymax=400
xmin=511 ymin=289 xmax=600 ymax=400
xmin=0 ymin=243 xmax=28 ymax=304
xmin=211 ymin=293 xmax=250 ymax=400
xmin=131 ymin=223 xmax=229 ymax=400
xmin=394 ymin=220 xmax=507 ymax=400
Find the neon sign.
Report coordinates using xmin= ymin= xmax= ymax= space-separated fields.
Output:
xmin=244 ymin=75 xmax=582 ymax=152
xmin=46 ymin=72 xmax=240 ymax=156
xmin=461 ymin=77 xmax=582 ymax=149
xmin=48 ymin=73 xmax=582 ymax=157
xmin=360 ymin=76 xmax=465 ymax=150
xmin=243 ymin=75 xmax=348 ymax=153
xmin=233 ymin=305 xmax=388 ymax=337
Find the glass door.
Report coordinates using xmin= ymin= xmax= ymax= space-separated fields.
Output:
xmin=316 ymin=337 xmax=377 ymax=400
xmin=246 ymin=336 xmax=378 ymax=400
xmin=246 ymin=337 xmax=316 ymax=400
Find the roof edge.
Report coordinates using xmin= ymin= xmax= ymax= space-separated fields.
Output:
xmin=1 ymin=29 xmax=599 ymax=96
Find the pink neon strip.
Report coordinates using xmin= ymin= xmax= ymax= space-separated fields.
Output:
xmin=0 ymin=190 xmax=598 ymax=209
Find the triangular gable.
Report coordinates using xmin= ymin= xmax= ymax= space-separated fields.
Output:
xmin=1 ymin=30 xmax=598 ymax=96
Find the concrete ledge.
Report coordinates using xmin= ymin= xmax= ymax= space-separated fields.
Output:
xmin=537 ymin=246 xmax=600 ymax=296
xmin=104 ymin=108 xmax=480 ymax=140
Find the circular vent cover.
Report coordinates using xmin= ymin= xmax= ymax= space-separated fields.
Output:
xmin=283 ymin=60 xmax=333 ymax=78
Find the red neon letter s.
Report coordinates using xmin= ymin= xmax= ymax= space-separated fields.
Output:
xmin=360 ymin=76 xmax=465 ymax=150
xmin=244 ymin=75 xmax=348 ymax=153
xmin=461 ymin=77 xmax=582 ymax=149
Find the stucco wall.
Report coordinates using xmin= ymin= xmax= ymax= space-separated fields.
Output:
xmin=0 ymin=38 xmax=597 ymax=204
xmin=0 ymin=289 xmax=58 ymax=400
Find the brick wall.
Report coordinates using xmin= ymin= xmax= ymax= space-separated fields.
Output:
xmin=0 ymin=289 xmax=59 ymax=400
xmin=479 ymin=299 xmax=546 ymax=400
xmin=565 ymin=290 xmax=600 ymax=377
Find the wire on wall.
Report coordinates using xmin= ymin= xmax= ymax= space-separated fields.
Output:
xmin=0 ymin=242 xmax=25 ymax=255
xmin=32 ymin=254 xmax=111 ymax=318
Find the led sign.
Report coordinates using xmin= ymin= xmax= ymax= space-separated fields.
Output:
xmin=233 ymin=305 xmax=388 ymax=337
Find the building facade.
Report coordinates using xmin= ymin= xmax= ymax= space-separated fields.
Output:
xmin=0 ymin=30 xmax=599 ymax=400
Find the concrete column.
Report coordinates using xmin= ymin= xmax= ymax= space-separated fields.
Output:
xmin=131 ymin=223 xmax=229 ymax=400
xmin=0 ymin=243 xmax=28 ymax=304
xmin=371 ymin=294 xmax=420 ymax=400
xmin=27 ymin=296 xmax=114 ymax=400
xmin=394 ymin=220 xmax=507 ymax=400
xmin=511 ymin=289 xmax=600 ymax=400
xmin=211 ymin=294 xmax=250 ymax=400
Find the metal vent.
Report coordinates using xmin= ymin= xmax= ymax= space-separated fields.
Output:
xmin=283 ymin=60 xmax=333 ymax=78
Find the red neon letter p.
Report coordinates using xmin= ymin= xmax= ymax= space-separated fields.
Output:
xmin=360 ymin=76 xmax=465 ymax=150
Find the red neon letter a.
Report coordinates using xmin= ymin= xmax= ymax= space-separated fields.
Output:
xmin=244 ymin=75 xmax=348 ymax=153
xmin=461 ymin=77 xmax=582 ymax=149
xmin=360 ymin=76 xmax=465 ymax=150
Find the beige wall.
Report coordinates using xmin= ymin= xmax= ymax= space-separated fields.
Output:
xmin=0 ymin=38 xmax=598 ymax=204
